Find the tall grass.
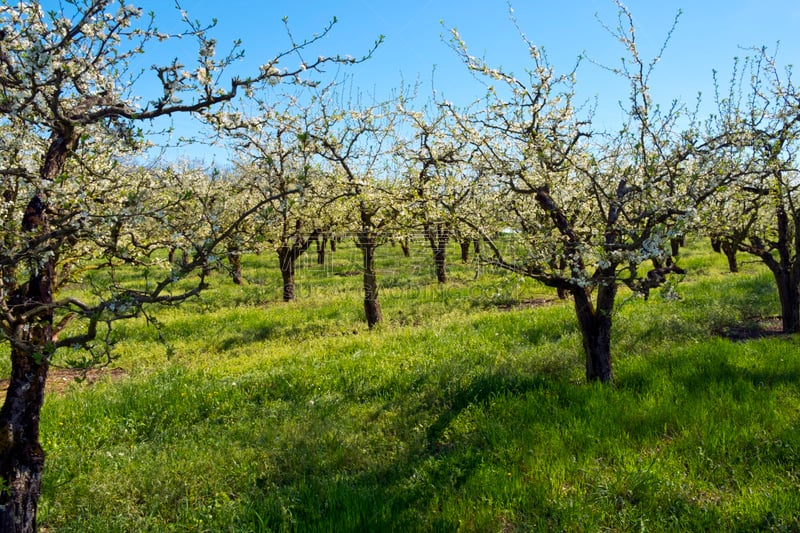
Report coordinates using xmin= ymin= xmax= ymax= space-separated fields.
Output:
xmin=35 ymin=239 xmax=800 ymax=531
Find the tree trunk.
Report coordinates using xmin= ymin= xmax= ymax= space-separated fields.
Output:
xmin=0 ymin=193 xmax=58 ymax=531
xmin=399 ymin=237 xmax=410 ymax=258
xmin=316 ymin=234 xmax=328 ymax=265
xmin=0 ymin=345 xmax=49 ymax=533
xmin=0 ymin=130 xmax=79 ymax=531
xmin=277 ymin=248 xmax=296 ymax=302
xmin=777 ymin=278 xmax=800 ymax=333
xmin=572 ymin=282 xmax=616 ymax=383
xmin=774 ymin=204 xmax=799 ymax=333
xmin=433 ymin=248 xmax=447 ymax=283
xmin=426 ymin=223 xmax=449 ymax=284
xmin=330 ymin=237 xmax=337 ymax=253
xmin=721 ymin=241 xmax=739 ymax=273
xmin=459 ymin=239 xmax=470 ymax=263
xmin=670 ymin=236 xmax=683 ymax=257
xmin=228 ymin=250 xmax=243 ymax=285
xmin=772 ymin=264 xmax=800 ymax=333
xmin=360 ymin=232 xmax=382 ymax=328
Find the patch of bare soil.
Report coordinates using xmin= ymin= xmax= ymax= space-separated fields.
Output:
xmin=0 ymin=367 xmax=127 ymax=397
xmin=715 ymin=316 xmax=785 ymax=341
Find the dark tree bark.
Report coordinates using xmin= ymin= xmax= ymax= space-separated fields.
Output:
xmin=742 ymin=204 xmax=800 ymax=333
xmin=771 ymin=205 xmax=800 ymax=333
xmin=433 ymin=250 xmax=447 ymax=283
xmin=276 ymin=231 xmax=317 ymax=302
xmin=459 ymin=238 xmax=470 ymax=263
xmin=227 ymin=249 xmax=243 ymax=285
xmin=721 ymin=240 xmax=739 ymax=273
xmin=0 ymin=342 xmax=50 ymax=533
xmin=555 ymin=256 xmax=568 ymax=300
xmin=572 ymin=282 xmax=616 ymax=383
xmin=316 ymin=234 xmax=328 ymax=265
xmin=361 ymin=235 xmax=382 ymax=328
xmin=670 ymin=236 xmax=684 ymax=257
xmin=277 ymin=247 xmax=297 ymax=302
xmin=425 ymin=223 xmax=450 ymax=284
xmin=168 ymin=246 xmax=188 ymax=267
xmin=200 ymin=254 xmax=212 ymax=280
xmin=399 ymin=237 xmax=410 ymax=258
xmin=0 ymin=129 xmax=79 ymax=531
xmin=711 ymin=236 xmax=740 ymax=273
xmin=356 ymin=211 xmax=382 ymax=328
xmin=776 ymin=269 xmax=800 ymax=333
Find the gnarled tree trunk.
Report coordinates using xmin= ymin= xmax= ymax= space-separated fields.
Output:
xmin=358 ymin=227 xmax=382 ymax=328
xmin=459 ymin=238 xmax=471 ymax=263
xmin=277 ymin=247 xmax=297 ymax=302
xmin=399 ymin=237 xmax=410 ymax=258
xmin=316 ymin=234 xmax=328 ymax=265
xmin=670 ymin=236 xmax=684 ymax=257
xmin=776 ymin=269 xmax=800 ymax=333
xmin=755 ymin=204 xmax=800 ymax=333
xmin=275 ymin=230 xmax=318 ymax=302
xmin=425 ymin=223 xmax=450 ymax=284
xmin=721 ymin=240 xmax=739 ymax=273
xmin=227 ymin=248 xmax=243 ymax=285
xmin=0 ymin=344 xmax=50 ymax=533
xmin=0 ymin=130 xmax=78 ymax=531
xmin=0 ymin=196 xmax=55 ymax=532
xmin=572 ymin=281 xmax=616 ymax=383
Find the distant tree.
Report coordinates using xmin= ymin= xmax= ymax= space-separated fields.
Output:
xmin=0 ymin=1 xmax=375 ymax=529
xmin=398 ymin=98 xmax=475 ymax=283
xmin=704 ymin=49 xmax=800 ymax=332
xmin=307 ymin=91 xmax=401 ymax=328
xmin=207 ymin=99 xmax=324 ymax=300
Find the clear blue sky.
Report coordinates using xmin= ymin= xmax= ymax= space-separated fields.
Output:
xmin=57 ymin=1 xmax=800 ymax=160
xmin=167 ymin=0 xmax=800 ymax=103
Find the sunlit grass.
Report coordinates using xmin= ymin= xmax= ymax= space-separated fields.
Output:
xmin=33 ymin=239 xmax=800 ymax=531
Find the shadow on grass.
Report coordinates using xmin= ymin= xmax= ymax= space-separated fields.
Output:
xmin=214 ymin=319 xmax=338 ymax=351
xmin=423 ymin=371 xmax=550 ymax=454
xmin=216 ymin=325 xmax=279 ymax=351
xmin=619 ymin=338 xmax=800 ymax=395
xmin=236 ymin=369 xmax=561 ymax=532
xmin=713 ymin=315 xmax=784 ymax=341
xmin=223 ymin=332 xmax=799 ymax=532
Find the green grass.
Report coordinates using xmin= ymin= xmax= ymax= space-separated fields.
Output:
xmin=34 ymin=239 xmax=800 ymax=531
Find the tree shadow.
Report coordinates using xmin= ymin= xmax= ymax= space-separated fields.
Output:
xmin=713 ymin=315 xmax=785 ymax=341
xmin=235 ymin=368 xmax=559 ymax=531
xmin=216 ymin=325 xmax=278 ymax=351
xmin=232 ymin=342 xmax=800 ymax=531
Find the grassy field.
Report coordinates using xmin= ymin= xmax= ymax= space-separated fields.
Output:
xmin=32 ymin=238 xmax=800 ymax=532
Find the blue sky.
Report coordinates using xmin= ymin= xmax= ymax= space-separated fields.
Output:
xmin=170 ymin=0 xmax=800 ymax=103
xmin=62 ymin=1 xmax=800 ymax=160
